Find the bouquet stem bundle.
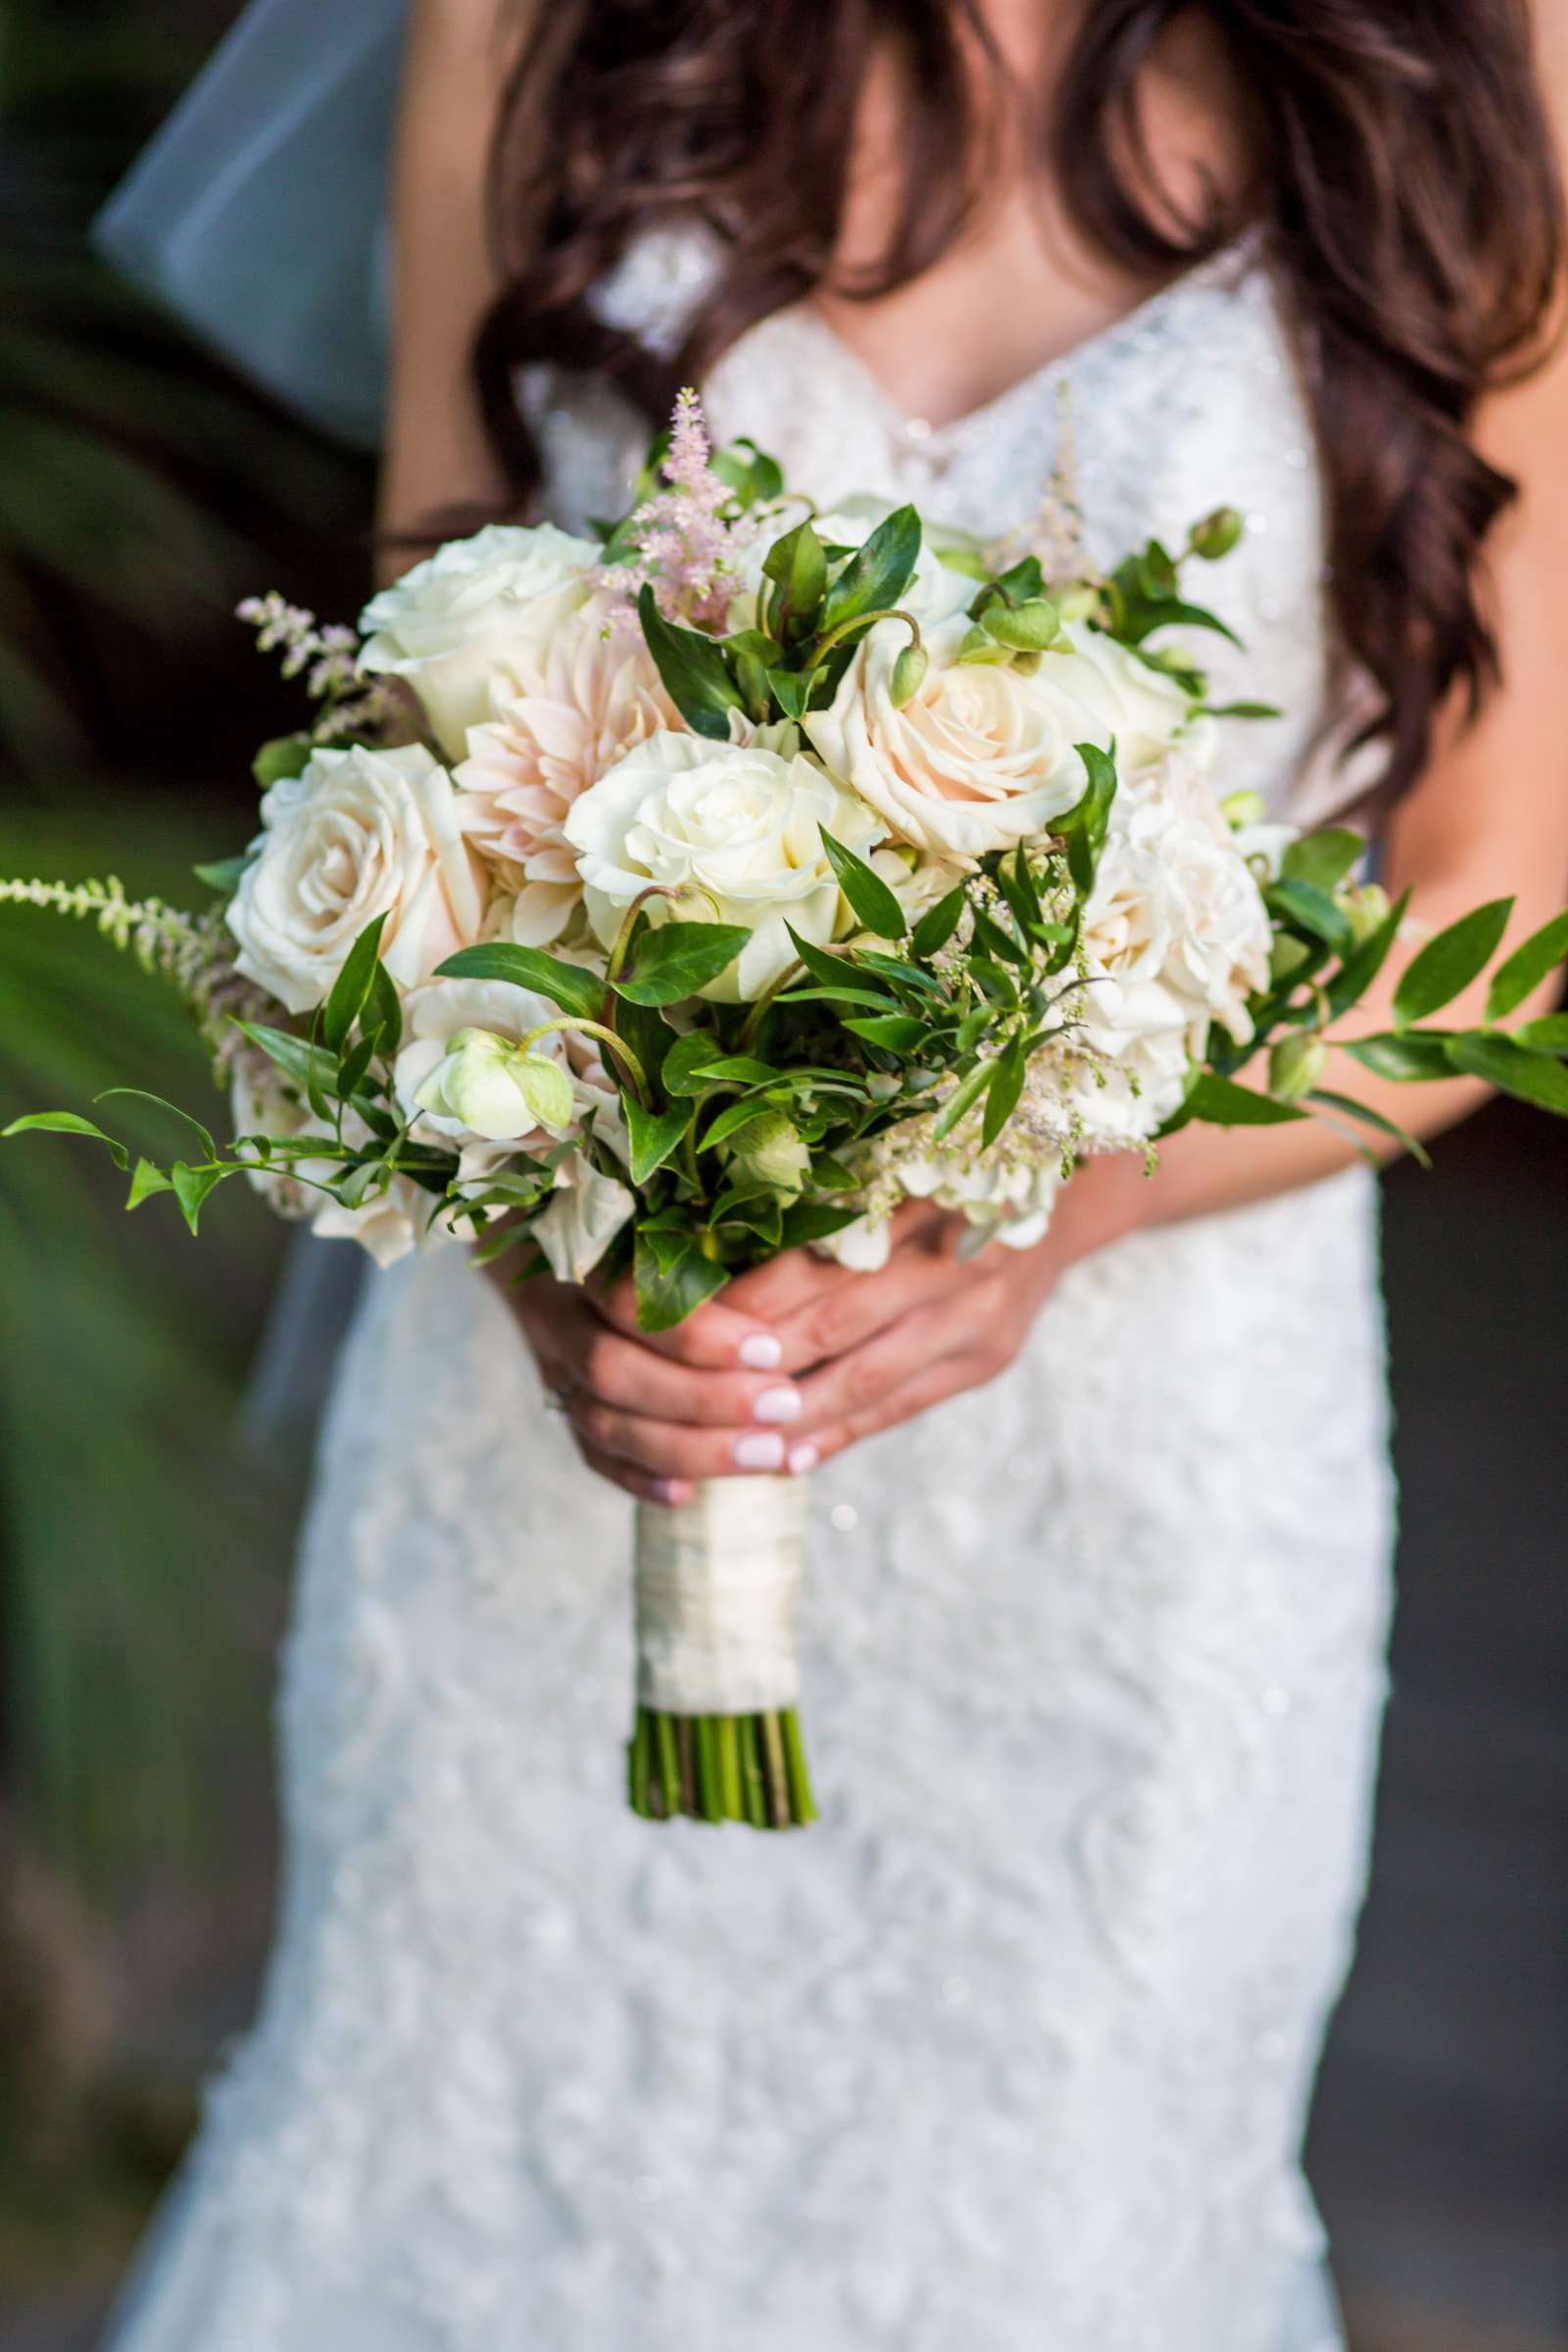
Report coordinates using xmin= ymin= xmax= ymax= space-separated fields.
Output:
xmin=627 ymin=1474 xmax=817 ymax=1829
xmin=626 ymin=1703 xmax=816 ymax=1827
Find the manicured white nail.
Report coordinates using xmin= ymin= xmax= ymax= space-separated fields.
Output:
xmin=787 ymin=1443 xmax=820 ymax=1475
xmin=733 ymin=1431 xmax=785 ymax=1471
xmin=739 ymin=1332 xmax=783 ymax=1370
xmin=753 ymin=1386 xmax=802 ymax=1424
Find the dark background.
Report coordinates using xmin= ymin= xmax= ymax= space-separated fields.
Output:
xmin=0 ymin=7 xmax=1563 ymax=2347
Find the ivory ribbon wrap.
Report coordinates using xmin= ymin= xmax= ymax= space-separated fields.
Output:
xmin=633 ymin=1474 xmax=808 ymax=1714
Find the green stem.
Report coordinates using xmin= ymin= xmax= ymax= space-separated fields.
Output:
xmin=809 ymin=606 xmax=923 ymax=668
xmin=514 ymin=1015 xmax=649 ymax=1106
xmin=736 ymin=956 xmax=806 ymax=1051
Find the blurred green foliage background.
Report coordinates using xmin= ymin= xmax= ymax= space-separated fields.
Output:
xmin=0 ymin=0 xmax=374 ymax=2291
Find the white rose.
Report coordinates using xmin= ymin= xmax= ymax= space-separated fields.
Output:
xmin=1041 ymin=623 xmax=1195 ymax=781
xmin=805 ymin=612 xmax=1110 ymax=859
xmin=359 ymin=523 xmax=601 ymax=759
xmin=564 ymin=727 xmax=886 ymax=1001
xmin=528 ymin=1149 xmax=635 ymax=1285
xmin=1086 ymin=753 xmax=1278 ymax=1058
xmin=453 ymin=587 xmax=679 ymax=946
xmin=393 ymin=976 xmax=622 ymax=1171
xmin=226 ymin=742 xmax=485 ymax=1015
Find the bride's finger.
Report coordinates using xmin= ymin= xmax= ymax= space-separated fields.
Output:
xmin=568 ymin=1394 xmax=803 ymax=1485
xmin=592 ymin=1269 xmax=786 ymax=1373
xmin=570 ymin=1325 xmax=803 ymax=1429
xmin=724 ymin=1199 xmax=948 ymax=1327
xmin=573 ymin=1435 xmax=695 ymax=1509
xmin=767 ymin=1231 xmax=983 ymax=1374
xmin=784 ymin=1290 xmax=985 ymax=1437
xmin=795 ymin=1344 xmax=1003 ymax=1469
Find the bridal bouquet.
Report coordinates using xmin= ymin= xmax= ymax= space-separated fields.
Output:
xmin=8 ymin=393 xmax=1568 ymax=1830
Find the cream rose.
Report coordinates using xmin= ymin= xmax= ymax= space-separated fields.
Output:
xmin=359 ymin=523 xmax=600 ymax=759
xmin=454 ymin=588 xmax=679 ymax=945
xmin=226 ymin=742 xmax=486 ymax=1015
xmin=1041 ymin=622 xmax=1196 ymax=781
xmin=564 ymin=726 xmax=886 ymax=1001
xmin=806 ymin=612 xmax=1111 ymax=859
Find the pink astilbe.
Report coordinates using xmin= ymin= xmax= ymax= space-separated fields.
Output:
xmin=598 ymin=388 xmax=753 ymax=630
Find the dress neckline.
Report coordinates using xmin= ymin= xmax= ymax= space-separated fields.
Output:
xmin=788 ymin=230 xmax=1263 ymax=449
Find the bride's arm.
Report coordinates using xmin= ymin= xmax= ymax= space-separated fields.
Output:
xmin=376 ymin=0 xmax=526 ymax=569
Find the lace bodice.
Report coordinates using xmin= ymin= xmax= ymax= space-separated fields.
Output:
xmin=107 ymin=230 xmax=1390 ymax=2352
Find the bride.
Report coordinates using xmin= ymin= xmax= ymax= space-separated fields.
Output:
xmin=99 ymin=2 xmax=1568 ymax=2346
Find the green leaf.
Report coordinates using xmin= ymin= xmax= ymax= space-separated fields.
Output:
xmin=169 ymin=1160 xmax=233 ymax=1235
xmin=1446 ymin=1030 xmax=1568 ymax=1114
xmin=996 ymin=846 xmax=1043 ymax=934
xmin=1306 ymin=1088 xmax=1431 ymax=1166
xmin=910 ymin=882 xmax=968 ymax=960
xmin=1512 ymin=1012 xmax=1568 ymax=1053
xmin=971 ymin=907 xmax=1029 ymax=969
xmin=321 ymin=912 xmax=388 ymax=1054
xmin=1342 ymin=1031 xmax=1456 ymax=1082
xmin=2 ymin=1109 xmax=129 ymax=1168
xmin=637 ymin=584 xmax=744 ymax=742
xmin=819 ymin=830 xmax=907 ymax=940
xmin=613 ymin=920 xmax=752 ymax=1004
xmin=1393 ymin=897 xmax=1513 ymax=1028
xmin=702 ymin=1097 xmax=776 ymax=1152
xmin=435 ymin=942 xmax=605 ymax=1020
xmin=1483 ymin=907 xmax=1568 ymax=1022
xmin=818 ymin=506 xmax=921 ymax=639
xmin=1324 ymin=886 xmax=1411 ymax=1022
xmin=782 ymin=927 xmax=896 ymax=1004
xmin=766 ymin=666 xmax=809 ymax=720
xmin=761 ymin=518 xmax=828 ymax=639
xmin=683 ymin=1052 xmax=778 ymax=1087
xmin=778 ymin=1200 xmax=861 ymax=1249
xmin=364 ymin=957 xmax=403 ymax=1055
xmin=611 ymin=996 xmax=675 ymax=1094
xmin=981 ymin=1036 xmax=1026 ymax=1149
xmin=1058 ymin=740 xmax=1119 ymax=894
xmin=95 ymin=1087 xmax=215 ymax=1162
xmin=1183 ymin=1072 xmax=1308 ymax=1126
xmin=634 ymin=1229 xmax=730 ymax=1331
xmin=1268 ymin=878 xmax=1351 ymax=954
xmin=842 ymin=1012 xmax=927 ymax=1053
xmin=233 ymin=1022 xmax=395 ymax=1138
xmin=252 ymin=731 xmax=313 ymax=790
xmin=933 ymin=1057 xmax=998 ymax=1144
xmin=1281 ymin=828 xmax=1364 ymax=893
xmin=662 ymin=1031 xmax=737 ymax=1095
xmin=624 ymin=1097 xmax=695 ymax=1184
xmin=778 ymin=982 xmax=899 ymax=1011
xmin=125 ymin=1158 xmax=174 ymax=1209
xmin=192 ymin=855 xmax=252 ymax=896
xmin=1205 ymin=700 xmax=1283 ymax=720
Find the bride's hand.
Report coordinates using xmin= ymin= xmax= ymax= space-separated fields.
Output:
xmin=499 ymin=1170 xmax=1135 ymax=1503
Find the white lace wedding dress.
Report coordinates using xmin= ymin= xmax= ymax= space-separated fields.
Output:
xmin=106 ymin=232 xmax=1392 ymax=2352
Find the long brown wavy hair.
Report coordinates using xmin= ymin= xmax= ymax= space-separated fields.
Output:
xmin=473 ymin=1 xmax=1564 ymax=811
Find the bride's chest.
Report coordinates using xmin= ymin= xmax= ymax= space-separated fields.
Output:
xmin=522 ymin=231 xmax=1333 ymax=810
